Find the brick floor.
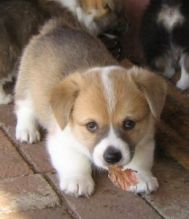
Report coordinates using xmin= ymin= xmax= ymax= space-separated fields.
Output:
xmin=0 ymin=174 xmax=59 ymax=214
xmin=47 ymin=173 xmax=162 ymax=219
xmin=0 ymin=131 xmax=31 ymax=178
xmin=0 ymin=207 xmax=72 ymax=219
xmin=0 ymin=104 xmax=189 ymax=219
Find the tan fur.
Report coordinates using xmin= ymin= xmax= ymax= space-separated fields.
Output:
xmin=121 ymin=59 xmax=189 ymax=171
xmin=70 ymin=68 xmax=159 ymax=149
xmin=80 ymin=0 xmax=115 ymax=18
xmin=129 ymin=68 xmax=167 ymax=119
xmin=15 ymin=17 xmax=167 ymax=153
xmin=15 ymin=18 xmax=117 ymax=128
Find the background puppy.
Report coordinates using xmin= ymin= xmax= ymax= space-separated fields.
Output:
xmin=0 ymin=0 xmax=122 ymax=104
xmin=15 ymin=18 xmax=167 ymax=196
xmin=0 ymin=0 xmax=45 ymax=104
xmin=141 ymin=0 xmax=189 ymax=90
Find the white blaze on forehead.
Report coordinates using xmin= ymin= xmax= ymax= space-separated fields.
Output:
xmin=101 ymin=66 xmax=121 ymax=113
xmin=158 ymin=6 xmax=185 ymax=31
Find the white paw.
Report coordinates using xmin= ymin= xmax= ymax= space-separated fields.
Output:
xmin=16 ymin=125 xmax=40 ymax=144
xmin=60 ymin=175 xmax=95 ymax=197
xmin=127 ymin=171 xmax=159 ymax=194
xmin=176 ymin=79 xmax=189 ymax=90
xmin=0 ymin=93 xmax=13 ymax=104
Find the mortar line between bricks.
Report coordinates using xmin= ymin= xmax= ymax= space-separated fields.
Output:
xmin=0 ymin=128 xmax=79 ymax=218
xmin=0 ymin=127 xmax=71 ymax=214
xmin=139 ymin=195 xmax=165 ymax=219
xmin=43 ymin=174 xmax=79 ymax=219
xmin=0 ymin=127 xmax=37 ymax=175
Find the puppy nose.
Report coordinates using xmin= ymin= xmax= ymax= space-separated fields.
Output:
xmin=103 ymin=146 xmax=122 ymax=164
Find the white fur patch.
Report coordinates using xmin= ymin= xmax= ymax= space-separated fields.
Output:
xmin=101 ymin=67 xmax=115 ymax=113
xmin=158 ymin=5 xmax=184 ymax=31
xmin=123 ymin=130 xmax=157 ymax=194
xmin=47 ymin=125 xmax=94 ymax=196
xmin=101 ymin=66 xmax=123 ymax=113
xmin=15 ymin=98 xmax=40 ymax=143
xmin=177 ymin=54 xmax=189 ymax=90
xmin=127 ymin=171 xmax=159 ymax=194
xmin=93 ymin=126 xmax=130 ymax=169
xmin=52 ymin=0 xmax=99 ymax=34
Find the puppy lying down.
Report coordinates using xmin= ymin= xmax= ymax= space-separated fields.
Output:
xmin=15 ymin=18 xmax=167 ymax=196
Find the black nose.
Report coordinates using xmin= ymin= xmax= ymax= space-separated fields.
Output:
xmin=103 ymin=146 xmax=122 ymax=164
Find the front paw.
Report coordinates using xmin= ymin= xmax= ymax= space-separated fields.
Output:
xmin=127 ymin=171 xmax=159 ymax=194
xmin=0 ymin=93 xmax=13 ymax=104
xmin=176 ymin=79 xmax=189 ymax=90
xmin=16 ymin=124 xmax=40 ymax=144
xmin=60 ymin=175 xmax=95 ymax=197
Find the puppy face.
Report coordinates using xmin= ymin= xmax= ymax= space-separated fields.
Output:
xmin=51 ymin=0 xmax=123 ymax=34
xmin=50 ymin=66 xmax=167 ymax=169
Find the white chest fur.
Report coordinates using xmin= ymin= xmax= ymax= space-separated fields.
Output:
xmin=158 ymin=5 xmax=185 ymax=31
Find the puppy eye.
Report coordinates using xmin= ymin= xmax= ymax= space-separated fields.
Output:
xmin=122 ymin=119 xmax=135 ymax=130
xmin=86 ymin=121 xmax=98 ymax=133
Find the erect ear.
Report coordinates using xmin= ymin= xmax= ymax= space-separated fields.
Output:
xmin=129 ymin=67 xmax=167 ymax=119
xmin=50 ymin=73 xmax=82 ymax=129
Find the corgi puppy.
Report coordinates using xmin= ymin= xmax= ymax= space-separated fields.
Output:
xmin=0 ymin=0 xmax=121 ymax=105
xmin=15 ymin=18 xmax=167 ymax=196
xmin=141 ymin=0 xmax=189 ymax=90
xmin=47 ymin=0 xmax=122 ymax=34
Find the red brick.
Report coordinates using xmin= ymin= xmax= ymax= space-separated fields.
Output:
xmin=0 ymin=207 xmax=72 ymax=219
xmin=0 ymin=130 xmax=31 ymax=178
xmin=19 ymin=141 xmax=54 ymax=173
xmin=0 ymin=104 xmax=15 ymax=141
xmin=144 ymin=157 xmax=189 ymax=219
xmin=0 ymin=174 xmax=60 ymax=214
xmin=0 ymin=105 xmax=54 ymax=173
xmin=47 ymin=173 xmax=162 ymax=219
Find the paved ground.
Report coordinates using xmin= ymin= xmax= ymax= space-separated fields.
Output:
xmin=0 ymin=104 xmax=188 ymax=219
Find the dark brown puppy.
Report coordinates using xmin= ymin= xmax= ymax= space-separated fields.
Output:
xmin=0 ymin=0 xmax=46 ymax=104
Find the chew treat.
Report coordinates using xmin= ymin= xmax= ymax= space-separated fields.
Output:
xmin=108 ymin=166 xmax=138 ymax=191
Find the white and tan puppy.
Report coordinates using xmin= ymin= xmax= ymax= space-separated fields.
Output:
xmin=52 ymin=0 xmax=121 ymax=34
xmin=15 ymin=18 xmax=167 ymax=196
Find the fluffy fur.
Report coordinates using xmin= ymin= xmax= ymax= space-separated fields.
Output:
xmin=141 ymin=0 xmax=189 ymax=90
xmin=15 ymin=18 xmax=167 ymax=196
xmin=121 ymin=59 xmax=189 ymax=171
xmin=0 ymin=0 xmax=121 ymax=104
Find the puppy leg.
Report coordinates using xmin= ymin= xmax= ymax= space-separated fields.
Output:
xmin=47 ymin=130 xmax=95 ymax=197
xmin=123 ymin=139 xmax=158 ymax=194
xmin=0 ymin=83 xmax=13 ymax=104
xmin=163 ymin=58 xmax=175 ymax=79
xmin=15 ymin=98 xmax=40 ymax=143
xmin=164 ymin=66 xmax=175 ymax=79
xmin=176 ymin=53 xmax=189 ymax=90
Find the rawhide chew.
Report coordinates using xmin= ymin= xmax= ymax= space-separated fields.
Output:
xmin=108 ymin=166 xmax=138 ymax=191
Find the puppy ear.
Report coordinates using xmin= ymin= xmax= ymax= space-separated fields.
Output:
xmin=129 ymin=67 xmax=167 ymax=119
xmin=50 ymin=73 xmax=82 ymax=129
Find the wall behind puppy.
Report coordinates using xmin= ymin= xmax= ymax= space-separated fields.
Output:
xmin=120 ymin=0 xmax=150 ymax=64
